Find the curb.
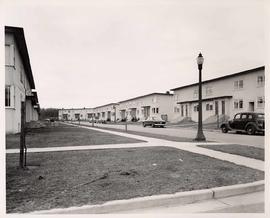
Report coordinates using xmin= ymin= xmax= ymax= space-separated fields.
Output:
xmin=30 ymin=180 xmax=264 ymax=214
xmin=212 ymin=180 xmax=264 ymax=198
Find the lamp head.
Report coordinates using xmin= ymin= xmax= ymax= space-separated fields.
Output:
xmin=197 ymin=53 xmax=204 ymax=70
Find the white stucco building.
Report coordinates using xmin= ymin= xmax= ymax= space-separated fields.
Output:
xmin=5 ymin=26 xmax=40 ymax=134
xmin=117 ymin=93 xmax=173 ymax=121
xmin=171 ymin=66 xmax=265 ymax=123
xmin=58 ymin=108 xmax=94 ymax=121
xmin=93 ymin=103 xmax=118 ymax=122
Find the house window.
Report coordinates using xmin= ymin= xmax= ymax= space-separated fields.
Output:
xmin=88 ymin=113 xmax=92 ymax=118
xmin=5 ymin=86 xmax=11 ymax=107
xmin=206 ymin=103 xmax=213 ymax=111
xmin=156 ymin=108 xmax=159 ymax=114
xmin=193 ymin=89 xmax=198 ymax=98
xmin=234 ymin=99 xmax=243 ymax=109
xmin=257 ymin=76 xmax=265 ymax=87
xmin=239 ymin=100 xmax=243 ymax=108
xmin=174 ymin=106 xmax=179 ymax=113
xmin=234 ymin=80 xmax=244 ymax=90
xmin=5 ymin=44 xmax=15 ymax=67
xmin=152 ymin=108 xmax=155 ymax=113
xmin=257 ymin=96 xmax=265 ymax=108
xmin=194 ymin=105 xmax=198 ymax=112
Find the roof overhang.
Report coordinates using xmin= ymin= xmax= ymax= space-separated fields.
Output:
xmin=177 ymin=96 xmax=233 ymax=104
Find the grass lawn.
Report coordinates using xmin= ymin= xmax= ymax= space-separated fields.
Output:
xmin=197 ymin=144 xmax=264 ymax=161
xmin=6 ymin=123 xmax=145 ymax=149
xmin=6 ymin=146 xmax=264 ymax=213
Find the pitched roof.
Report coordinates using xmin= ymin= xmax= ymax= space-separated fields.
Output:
xmin=118 ymin=93 xmax=173 ymax=104
xmin=94 ymin=103 xmax=119 ymax=109
xmin=171 ymin=66 xmax=264 ymax=91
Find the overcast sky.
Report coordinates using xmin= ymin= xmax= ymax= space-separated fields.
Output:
xmin=4 ymin=0 xmax=264 ymax=108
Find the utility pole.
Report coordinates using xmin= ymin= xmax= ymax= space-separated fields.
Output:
xmin=125 ymin=116 xmax=128 ymax=132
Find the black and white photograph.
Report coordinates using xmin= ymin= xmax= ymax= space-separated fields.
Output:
xmin=1 ymin=0 xmax=268 ymax=216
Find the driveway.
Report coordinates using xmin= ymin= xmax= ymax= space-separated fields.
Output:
xmin=79 ymin=121 xmax=264 ymax=148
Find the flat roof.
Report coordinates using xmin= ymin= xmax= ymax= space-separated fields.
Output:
xmin=118 ymin=92 xmax=173 ymax=104
xmin=5 ymin=26 xmax=36 ymax=89
xmin=171 ymin=66 xmax=264 ymax=91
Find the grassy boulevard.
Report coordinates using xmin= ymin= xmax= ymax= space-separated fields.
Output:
xmin=6 ymin=122 xmax=264 ymax=213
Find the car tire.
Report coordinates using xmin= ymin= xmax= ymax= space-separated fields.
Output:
xmin=246 ymin=125 xmax=255 ymax=135
xmin=221 ymin=126 xmax=228 ymax=133
xmin=143 ymin=123 xmax=146 ymax=127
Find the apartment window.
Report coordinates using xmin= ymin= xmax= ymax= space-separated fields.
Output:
xmin=234 ymin=99 xmax=243 ymax=109
xmin=5 ymin=86 xmax=11 ymax=107
xmin=194 ymin=105 xmax=199 ymax=112
xmin=205 ymin=87 xmax=212 ymax=96
xmin=234 ymin=80 xmax=244 ymax=90
xmin=206 ymin=103 xmax=213 ymax=111
xmin=174 ymin=106 xmax=179 ymax=113
xmin=193 ymin=89 xmax=198 ymax=98
xmin=156 ymin=108 xmax=159 ymax=114
xmin=88 ymin=113 xmax=92 ymax=118
xmin=257 ymin=96 xmax=265 ymax=108
xmin=5 ymin=44 xmax=15 ymax=67
xmin=257 ymin=76 xmax=265 ymax=87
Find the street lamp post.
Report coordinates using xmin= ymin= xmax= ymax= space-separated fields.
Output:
xmin=195 ymin=53 xmax=206 ymax=141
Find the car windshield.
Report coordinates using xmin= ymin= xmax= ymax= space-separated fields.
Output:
xmin=148 ymin=116 xmax=163 ymax=121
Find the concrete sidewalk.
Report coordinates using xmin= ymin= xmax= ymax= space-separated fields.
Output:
xmin=6 ymin=122 xmax=264 ymax=171
xmin=113 ymin=191 xmax=264 ymax=213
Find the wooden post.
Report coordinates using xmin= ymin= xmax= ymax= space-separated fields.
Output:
xmin=125 ymin=117 xmax=127 ymax=132
xmin=20 ymin=101 xmax=26 ymax=168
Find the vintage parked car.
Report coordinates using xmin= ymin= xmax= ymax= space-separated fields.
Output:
xmin=220 ymin=112 xmax=264 ymax=135
xmin=142 ymin=116 xmax=166 ymax=128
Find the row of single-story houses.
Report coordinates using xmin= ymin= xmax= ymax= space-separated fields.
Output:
xmin=5 ymin=26 xmax=40 ymax=134
xmin=58 ymin=66 xmax=265 ymax=123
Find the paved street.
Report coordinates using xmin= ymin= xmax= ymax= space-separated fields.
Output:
xmin=79 ymin=121 xmax=265 ymax=148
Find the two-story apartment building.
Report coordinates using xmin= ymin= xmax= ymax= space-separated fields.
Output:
xmin=5 ymin=26 xmax=40 ymax=134
xmin=171 ymin=66 xmax=265 ymax=123
xmin=117 ymin=92 xmax=173 ymax=121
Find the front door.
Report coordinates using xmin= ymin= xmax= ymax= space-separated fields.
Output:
xmin=221 ymin=100 xmax=225 ymax=115
xmin=215 ymin=101 xmax=219 ymax=115
xmin=249 ymin=102 xmax=255 ymax=112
